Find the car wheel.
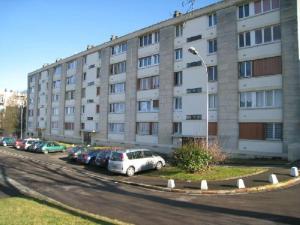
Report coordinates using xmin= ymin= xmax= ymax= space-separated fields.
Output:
xmin=126 ymin=166 xmax=135 ymax=177
xmin=156 ymin=161 xmax=163 ymax=170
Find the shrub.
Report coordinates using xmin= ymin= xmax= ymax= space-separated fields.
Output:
xmin=173 ymin=140 xmax=226 ymax=173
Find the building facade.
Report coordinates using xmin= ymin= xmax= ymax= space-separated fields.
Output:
xmin=27 ymin=0 xmax=300 ymax=160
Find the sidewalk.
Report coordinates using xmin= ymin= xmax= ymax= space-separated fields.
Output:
xmin=122 ymin=166 xmax=297 ymax=191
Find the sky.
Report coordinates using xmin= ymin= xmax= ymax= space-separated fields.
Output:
xmin=0 ymin=0 xmax=219 ymax=92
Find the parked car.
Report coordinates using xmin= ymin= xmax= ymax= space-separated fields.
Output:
xmin=23 ymin=139 xmax=39 ymax=150
xmin=108 ymin=149 xmax=165 ymax=176
xmin=14 ymin=139 xmax=25 ymax=150
xmin=27 ymin=140 xmax=45 ymax=152
xmin=0 ymin=137 xmax=16 ymax=147
xmin=77 ymin=149 xmax=102 ymax=165
xmin=67 ymin=146 xmax=87 ymax=161
xmin=35 ymin=141 xmax=66 ymax=154
xmin=95 ymin=149 xmax=117 ymax=168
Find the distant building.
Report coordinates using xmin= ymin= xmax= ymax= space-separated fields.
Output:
xmin=26 ymin=0 xmax=300 ymax=160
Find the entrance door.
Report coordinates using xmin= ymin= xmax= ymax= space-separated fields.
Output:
xmin=83 ymin=132 xmax=91 ymax=145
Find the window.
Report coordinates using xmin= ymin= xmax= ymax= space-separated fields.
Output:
xmin=187 ymin=35 xmax=202 ymax=42
xmin=87 ymin=117 xmax=93 ymax=121
xmin=138 ymin=76 xmax=159 ymax=90
xmin=88 ymin=81 xmax=95 ymax=86
xmin=139 ymin=31 xmax=159 ymax=47
xmin=66 ymin=76 xmax=76 ymax=85
xmin=153 ymin=54 xmax=160 ymax=65
xmin=96 ymin=87 xmax=100 ymax=96
xmin=239 ymin=31 xmax=251 ymax=47
xmin=187 ymin=61 xmax=202 ymax=68
xmin=51 ymin=108 xmax=59 ymax=116
xmin=65 ymin=107 xmax=75 ymax=115
xmin=265 ymin=123 xmax=282 ymax=140
xmin=136 ymin=122 xmax=158 ymax=136
xmin=239 ymin=61 xmax=252 ymax=78
xmin=175 ymin=24 xmax=183 ymax=37
xmin=253 ymin=56 xmax=282 ymax=76
xmin=110 ymin=61 xmax=126 ymax=75
xmin=54 ymin=66 xmax=61 ymax=76
xmin=81 ymin=105 xmax=85 ymax=114
xmin=209 ymin=94 xmax=218 ymax=109
xmin=87 ymin=99 xmax=94 ymax=103
xmin=64 ymin=122 xmax=74 ymax=130
xmin=138 ymin=54 xmax=160 ymax=68
xmin=255 ymin=29 xmax=263 ymax=44
xmin=109 ymin=123 xmax=124 ymax=134
xmin=97 ymin=67 xmax=100 ymax=78
xmin=208 ymin=13 xmax=217 ymax=27
xmin=138 ymin=100 xmax=159 ymax=112
xmin=96 ymin=104 xmax=100 ymax=113
xmin=174 ymin=97 xmax=182 ymax=111
xmin=238 ymin=4 xmax=249 ymax=19
xmin=208 ymin=39 xmax=217 ymax=53
xmin=81 ymin=123 xmax=85 ymax=130
xmin=52 ymin=94 xmax=59 ymax=102
xmin=255 ymin=0 xmax=280 ymax=14
xmin=51 ymin=121 xmax=59 ymax=129
xmin=187 ymin=88 xmax=202 ymax=94
xmin=240 ymin=90 xmax=282 ymax=108
xmin=208 ymin=66 xmax=218 ymax=81
xmin=67 ymin=60 xmax=77 ymax=70
xmin=52 ymin=80 xmax=61 ymax=89
xmin=175 ymin=48 xmax=183 ymax=61
xmin=254 ymin=25 xmax=281 ymax=45
xmin=81 ymin=88 xmax=86 ymax=98
xmin=65 ymin=90 xmax=75 ymax=100
xmin=209 ymin=122 xmax=218 ymax=136
xmin=173 ymin=123 xmax=182 ymax=135
xmin=186 ymin=115 xmax=202 ymax=120
xmin=83 ymin=72 xmax=86 ymax=81
xmin=174 ymin=71 xmax=183 ymax=86
xmin=110 ymin=102 xmax=125 ymax=113
xmin=110 ymin=83 xmax=125 ymax=94
xmin=111 ymin=42 xmax=127 ymax=55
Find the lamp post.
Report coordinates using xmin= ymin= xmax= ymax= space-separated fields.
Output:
xmin=188 ymin=46 xmax=209 ymax=147
xmin=19 ymin=96 xmax=25 ymax=139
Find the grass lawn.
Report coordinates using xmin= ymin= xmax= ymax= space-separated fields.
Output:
xmin=144 ymin=166 xmax=267 ymax=181
xmin=0 ymin=197 xmax=123 ymax=225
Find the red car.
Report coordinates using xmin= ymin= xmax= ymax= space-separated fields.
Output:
xmin=14 ymin=139 xmax=25 ymax=150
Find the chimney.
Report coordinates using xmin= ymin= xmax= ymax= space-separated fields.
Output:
xmin=110 ymin=35 xmax=118 ymax=41
xmin=173 ymin=10 xmax=182 ymax=18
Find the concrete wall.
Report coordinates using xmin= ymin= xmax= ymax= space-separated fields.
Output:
xmin=217 ymin=6 xmax=239 ymax=153
xmin=280 ymin=0 xmax=300 ymax=160
xmin=125 ymin=38 xmax=138 ymax=143
xmin=158 ymin=26 xmax=174 ymax=147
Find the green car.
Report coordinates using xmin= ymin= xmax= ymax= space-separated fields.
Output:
xmin=36 ymin=141 xmax=66 ymax=154
xmin=0 ymin=137 xmax=16 ymax=146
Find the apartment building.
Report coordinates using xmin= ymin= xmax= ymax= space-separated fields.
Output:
xmin=27 ymin=0 xmax=300 ymax=160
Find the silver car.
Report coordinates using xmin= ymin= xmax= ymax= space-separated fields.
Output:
xmin=108 ymin=149 xmax=165 ymax=176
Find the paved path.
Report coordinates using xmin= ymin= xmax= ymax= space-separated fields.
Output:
xmin=0 ymin=147 xmax=300 ymax=225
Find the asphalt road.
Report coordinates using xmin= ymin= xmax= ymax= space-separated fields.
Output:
xmin=0 ymin=146 xmax=299 ymax=225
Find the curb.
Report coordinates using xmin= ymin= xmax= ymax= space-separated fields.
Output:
xmin=5 ymin=176 xmax=132 ymax=225
xmin=1 ymin=148 xmax=300 ymax=195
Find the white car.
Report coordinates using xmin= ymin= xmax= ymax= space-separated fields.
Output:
xmin=24 ymin=138 xmax=39 ymax=150
xmin=108 ymin=149 xmax=165 ymax=176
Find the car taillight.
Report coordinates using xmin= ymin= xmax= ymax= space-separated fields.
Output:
xmin=120 ymin=153 xmax=125 ymax=161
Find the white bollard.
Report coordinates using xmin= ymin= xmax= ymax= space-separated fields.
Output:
xmin=200 ymin=180 xmax=208 ymax=190
xmin=269 ymin=174 xmax=279 ymax=184
xmin=237 ymin=179 xmax=245 ymax=189
xmin=290 ymin=167 xmax=299 ymax=177
xmin=167 ymin=179 xmax=175 ymax=189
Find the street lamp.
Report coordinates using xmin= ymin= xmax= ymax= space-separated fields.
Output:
xmin=188 ymin=46 xmax=209 ymax=146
